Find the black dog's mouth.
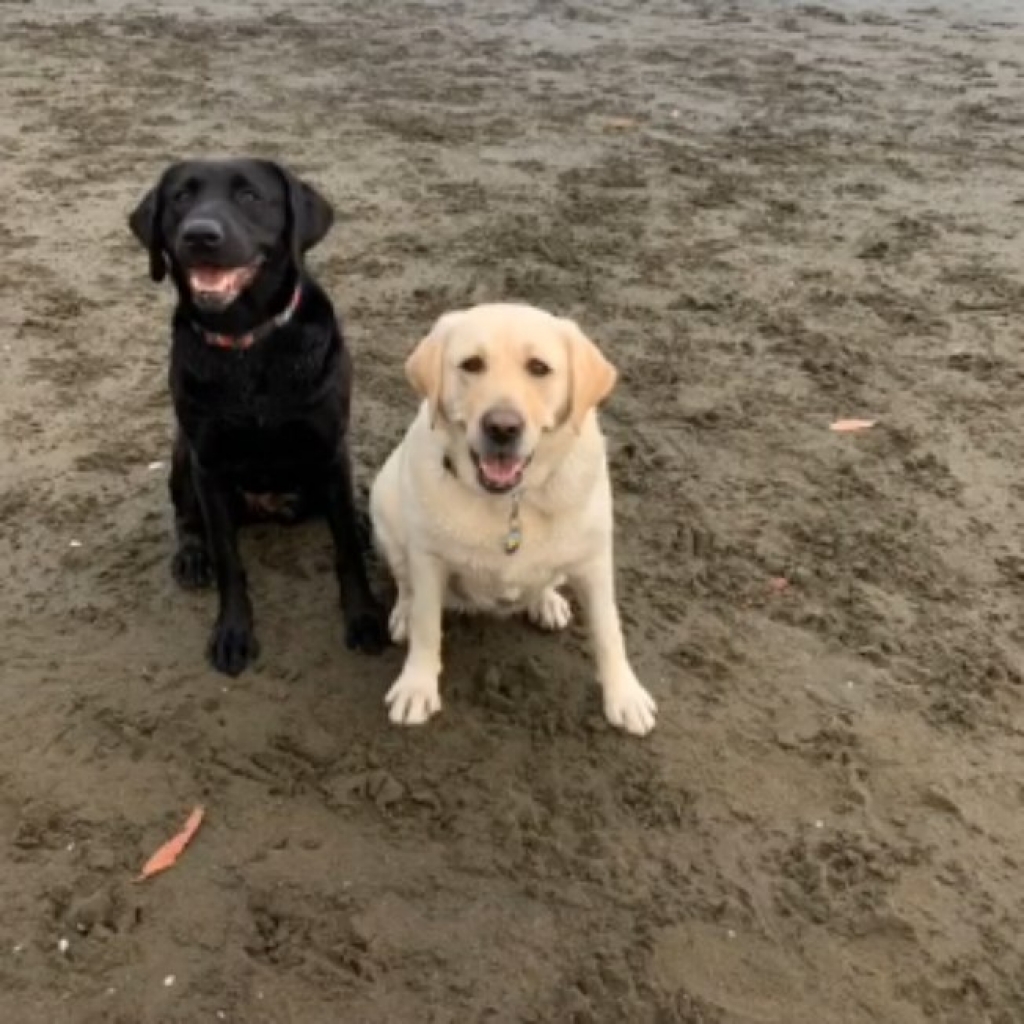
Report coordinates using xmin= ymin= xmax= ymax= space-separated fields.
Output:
xmin=470 ymin=449 xmax=531 ymax=494
xmin=187 ymin=261 xmax=262 ymax=309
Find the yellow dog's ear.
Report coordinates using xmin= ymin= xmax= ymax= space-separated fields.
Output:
xmin=563 ymin=319 xmax=618 ymax=431
xmin=405 ymin=311 xmax=462 ymax=426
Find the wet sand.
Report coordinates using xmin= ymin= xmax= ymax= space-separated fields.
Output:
xmin=1 ymin=1 xmax=1023 ymax=1021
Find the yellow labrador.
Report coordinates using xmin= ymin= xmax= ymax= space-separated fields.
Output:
xmin=370 ymin=303 xmax=657 ymax=736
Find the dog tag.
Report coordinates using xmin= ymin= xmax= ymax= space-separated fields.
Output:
xmin=504 ymin=525 xmax=522 ymax=555
xmin=504 ymin=494 xmax=523 ymax=555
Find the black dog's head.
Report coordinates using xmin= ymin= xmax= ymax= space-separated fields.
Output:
xmin=128 ymin=158 xmax=333 ymax=312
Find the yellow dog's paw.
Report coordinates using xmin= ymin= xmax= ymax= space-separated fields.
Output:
xmin=527 ymin=588 xmax=572 ymax=631
xmin=603 ymin=676 xmax=657 ymax=737
xmin=385 ymin=669 xmax=441 ymax=725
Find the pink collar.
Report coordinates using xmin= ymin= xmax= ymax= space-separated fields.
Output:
xmin=201 ymin=284 xmax=302 ymax=351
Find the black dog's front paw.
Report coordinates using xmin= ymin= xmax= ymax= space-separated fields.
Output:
xmin=208 ymin=613 xmax=259 ymax=676
xmin=173 ymin=541 xmax=213 ymax=589
xmin=345 ymin=601 xmax=389 ymax=655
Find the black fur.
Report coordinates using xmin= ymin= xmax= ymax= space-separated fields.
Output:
xmin=130 ymin=158 xmax=386 ymax=675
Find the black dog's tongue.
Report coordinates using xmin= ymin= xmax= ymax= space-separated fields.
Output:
xmin=188 ymin=266 xmax=255 ymax=298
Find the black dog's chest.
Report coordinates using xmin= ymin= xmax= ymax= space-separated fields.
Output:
xmin=177 ymin=336 xmax=331 ymax=407
xmin=194 ymin=417 xmax=334 ymax=490
xmin=172 ymin=332 xmax=346 ymax=491
xmin=181 ymin=395 xmax=341 ymax=492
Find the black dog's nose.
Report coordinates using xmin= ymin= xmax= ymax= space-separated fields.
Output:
xmin=482 ymin=407 xmax=524 ymax=447
xmin=181 ymin=218 xmax=225 ymax=250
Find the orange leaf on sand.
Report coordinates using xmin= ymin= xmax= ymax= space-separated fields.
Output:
xmin=830 ymin=418 xmax=876 ymax=433
xmin=135 ymin=806 xmax=205 ymax=882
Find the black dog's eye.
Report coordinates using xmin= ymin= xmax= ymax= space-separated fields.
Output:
xmin=526 ymin=358 xmax=551 ymax=377
xmin=171 ymin=186 xmax=193 ymax=205
xmin=236 ymin=186 xmax=261 ymax=204
xmin=459 ymin=356 xmax=485 ymax=374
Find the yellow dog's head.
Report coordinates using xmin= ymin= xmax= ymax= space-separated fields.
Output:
xmin=405 ymin=303 xmax=617 ymax=494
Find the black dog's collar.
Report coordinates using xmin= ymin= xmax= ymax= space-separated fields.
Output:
xmin=196 ymin=284 xmax=302 ymax=352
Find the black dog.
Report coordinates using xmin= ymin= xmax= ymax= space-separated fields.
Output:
xmin=129 ymin=158 xmax=387 ymax=675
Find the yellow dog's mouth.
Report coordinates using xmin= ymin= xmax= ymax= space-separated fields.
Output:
xmin=470 ymin=450 xmax=530 ymax=493
xmin=187 ymin=262 xmax=261 ymax=307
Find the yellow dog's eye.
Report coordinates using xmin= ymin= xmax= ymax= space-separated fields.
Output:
xmin=459 ymin=356 xmax=485 ymax=373
xmin=526 ymin=358 xmax=551 ymax=377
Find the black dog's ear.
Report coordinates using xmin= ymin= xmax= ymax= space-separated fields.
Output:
xmin=128 ymin=171 xmax=171 ymax=283
xmin=271 ymin=163 xmax=334 ymax=265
